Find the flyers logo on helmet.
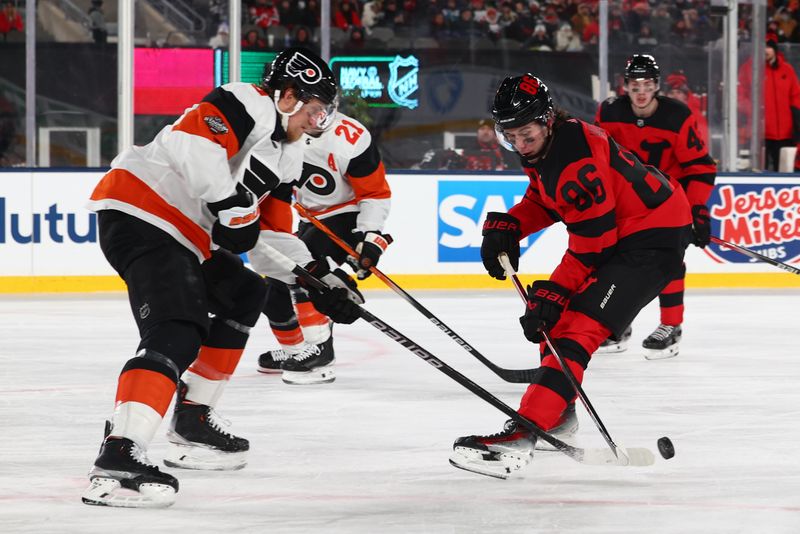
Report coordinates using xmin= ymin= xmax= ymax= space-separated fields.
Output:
xmin=286 ymin=52 xmax=322 ymax=85
xmin=519 ymin=75 xmax=540 ymax=96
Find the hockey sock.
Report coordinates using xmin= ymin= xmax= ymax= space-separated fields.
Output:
xmin=183 ymin=318 xmax=248 ymax=407
xmin=659 ymin=264 xmax=685 ymax=325
xmin=291 ymin=285 xmax=332 ymax=345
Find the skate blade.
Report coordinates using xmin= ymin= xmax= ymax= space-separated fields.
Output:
xmin=82 ymin=477 xmax=176 ymax=508
xmin=449 ymin=447 xmax=531 ymax=479
xmin=256 ymin=365 xmax=283 ymax=374
xmin=594 ymin=340 xmax=629 ymax=354
xmin=643 ymin=344 xmax=680 ymax=360
xmin=163 ymin=442 xmax=248 ymax=471
xmin=281 ymin=365 xmax=336 ymax=385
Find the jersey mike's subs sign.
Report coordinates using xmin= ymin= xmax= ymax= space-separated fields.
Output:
xmin=704 ymin=177 xmax=800 ymax=266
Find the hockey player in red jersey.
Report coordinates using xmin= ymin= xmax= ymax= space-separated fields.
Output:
xmin=449 ymin=74 xmax=691 ymax=478
xmin=81 ymin=47 xmax=360 ymax=508
xmin=594 ymin=55 xmax=716 ymax=359
xmin=250 ymin=109 xmax=390 ymax=384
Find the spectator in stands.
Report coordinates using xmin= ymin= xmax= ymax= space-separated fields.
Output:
xmin=290 ymin=25 xmax=314 ymax=48
xmin=554 ymin=21 xmax=582 ymax=51
xmin=242 ymin=28 xmax=268 ymax=49
xmin=380 ymin=0 xmax=409 ymax=30
xmin=665 ymin=71 xmax=709 ymax=144
xmin=299 ymin=0 xmax=321 ymax=28
xmin=88 ymin=0 xmax=107 ymax=45
xmin=209 ymin=22 xmax=230 ymax=49
xmin=635 ymin=22 xmax=658 ymax=46
xmin=470 ymin=0 xmax=488 ymax=23
xmin=775 ymin=7 xmax=799 ymax=41
xmin=345 ymin=26 xmax=367 ymax=50
xmin=763 ymin=38 xmax=800 ymax=170
xmin=462 ymin=119 xmax=517 ymax=170
xmin=334 ymin=0 xmax=362 ymax=32
xmin=541 ymin=4 xmax=561 ymax=35
xmin=251 ymin=0 xmax=280 ymax=30
xmin=582 ymin=15 xmax=599 ymax=45
xmin=523 ymin=23 xmax=553 ymax=51
xmin=452 ymin=8 xmax=481 ymax=38
xmin=570 ymin=2 xmax=592 ymax=36
xmin=649 ymin=3 xmax=672 ymax=44
xmin=497 ymin=2 xmax=518 ymax=34
xmin=626 ymin=1 xmax=649 ymax=35
xmin=442 ymin=0 xmax=461 ymax=26
xmin=478 ymin=6 xmax=502 ymax=41
xmin=278 ymin=0 xmax=301 ymax=30
xmin=506 ymin=1 xmax=534 ymax=41
xmin=362 ymin=0 xmax=385 ymax=32
xmin=430 ymin=11 xmax=455 ymax=40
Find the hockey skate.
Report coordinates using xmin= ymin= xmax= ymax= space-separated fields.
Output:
xmin=594 ymin=325 xmax=632 ymax=354
xmin=642 ymin=324 xmax=682 ymax=360
xmin=257 ymin=347 xmax=295 ymax=374
xmin=82 ymin=424 xmax=178 ymax=508
xmin=534 ymin=402 xmax=579 ymax=451
xmin=164 ymin=382 xmax=249 ymax=470
xmin=449 ymin=419 xmax=537 ymax=479
xmin=280 ymin=336 xmax=335 ymax=385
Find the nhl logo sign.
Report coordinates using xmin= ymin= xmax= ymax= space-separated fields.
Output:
xmin=388 ymin=55 xmax=419 ymax=110
xmin=705 ymin=182 xmax=800 ymax=265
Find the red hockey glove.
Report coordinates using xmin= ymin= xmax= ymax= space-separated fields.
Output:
xmin=481 ymin=212 xmax=521 ymax=280
xmin=519 ymin=280 xmax=570 ymax=343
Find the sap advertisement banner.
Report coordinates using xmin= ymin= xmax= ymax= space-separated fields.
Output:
xmin=0 ymin=171 xmax=797 ymax=281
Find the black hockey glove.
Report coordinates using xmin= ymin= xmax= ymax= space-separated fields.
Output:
xmin=519 ymin=280 xmax=570 ymax=343
xmin=481 ymin=212 xmax=521 ymax=280
xmin=691 ymin=204 xmax=711 ymax=248
xmin=207 ymin=185 xmax=260 ymax=254
xmin=347 ymin=231 xmax=392 ymax=280
xmin=300 ymin=260 xmax=363 ymax=324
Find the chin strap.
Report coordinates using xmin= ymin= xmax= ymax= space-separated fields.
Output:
xmin=273 ymin=89 xmax=305 ymax=131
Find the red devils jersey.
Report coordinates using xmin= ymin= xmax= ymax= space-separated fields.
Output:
xmin=508 ymin=119 xmax=691 ymax=292
xmin=595 ymin=95 xmax=716 ymax=207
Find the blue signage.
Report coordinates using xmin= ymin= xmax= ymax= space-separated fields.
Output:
xmin=437 ymin=180 xmax=542 ymax=262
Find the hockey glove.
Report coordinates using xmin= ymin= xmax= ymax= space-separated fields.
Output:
xmin=691 ymin=204 xmax=711 ymax=248
xmin=519 ymin=280 xmax=570 ymax=343
xmin=481 ymin=212 xmax=521 ymax=280
xmin=348 ymin=231 xmax=392 ymax=280
xmin=299 ymin=260 xmax=364 ymax=324
xmin=207 ymin=185 xmax=260 ymax=254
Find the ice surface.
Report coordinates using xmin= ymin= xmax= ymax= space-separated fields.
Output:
xmin=1 ymin=290 xmax=799 ymax=533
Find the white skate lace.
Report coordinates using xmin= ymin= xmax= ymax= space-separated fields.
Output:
xmin=268 ymin=348 xmax=293 ymax=362
xmin=649 ymin=324 xmax=675 ymax=341
xmin=289 ymin=344 xmax=322 ymax=363
xmin=206 ymin=408 xmax=235 ymax=438
xmin=128 ymin=441 xmax=158 ymax=469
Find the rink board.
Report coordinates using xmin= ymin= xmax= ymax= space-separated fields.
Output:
xmin=0 ymin=170 xmax=798 ymax=292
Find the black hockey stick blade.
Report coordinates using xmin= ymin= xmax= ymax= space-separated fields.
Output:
xmin=293 ymin=202 xmax=538 ymax=383
xmin=710 ymin=236 xmax=800 ymax=275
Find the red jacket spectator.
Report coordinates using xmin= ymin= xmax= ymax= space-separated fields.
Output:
xmin=251 ymin=1 xmax=280 ymax=29
xmin=739 ymin=45 xmax=800 ymax=141
xmin=333 ymin=1 xmax=362 ymax=31
xmin=0 ymin=3 xmax=24 ymax=38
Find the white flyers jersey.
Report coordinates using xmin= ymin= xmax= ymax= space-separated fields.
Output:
xmin=295 ymin=112 xmax=391 ymax=233
xmin=87 ymin=82 xmax=303 ymax=262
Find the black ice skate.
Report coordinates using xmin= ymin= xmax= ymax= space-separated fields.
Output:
xmin=535 ymin=402 xmax=579 ymax=451
xmin=594 ymin=325 xmax=633 ymax=354
xmin=164 ymin=382 xmax=249 ymax=470
xmin=642 ymin=324 xmax=682 ymax=360
xmin=449 ymin=419 xmax=537 ymax=479
xmin=257 ymin=347 xmax=295 ymax=374
xmin=280 ymin=336 xmax=335 ymax=385
xmin=82 ymin=426 xmax=178 ymax=508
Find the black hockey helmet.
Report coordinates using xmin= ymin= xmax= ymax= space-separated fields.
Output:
xmin=624 ymin=54 xmax=660 ymax=85
xmin=491 ymin=73 xmax=554 ymax=131
xmin=262 ymin=47 xmax=338 ymax=105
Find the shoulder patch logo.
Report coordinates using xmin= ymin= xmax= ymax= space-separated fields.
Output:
xmin=286 ymin=52 xmax=322 ymax=85
xmin=204 ymin=115 xmax=229 ymax=134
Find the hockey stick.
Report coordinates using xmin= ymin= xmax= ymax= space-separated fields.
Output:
xmin=499 ymin=253 xmax=643 ymax=463
xmin=257 ymin=240 xmax=653 ymax=467
xmin=293 ymin=202 xmax=538 ymax=383
xmin=710 ymin=236 xmax=800 ymax=275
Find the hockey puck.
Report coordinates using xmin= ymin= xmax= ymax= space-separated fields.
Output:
xmin=657 ymin=437 xmax=675 ymax=459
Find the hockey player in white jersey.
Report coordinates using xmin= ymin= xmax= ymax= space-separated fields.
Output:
xmin=250 ymin=110 xmax=391 ymax=385
xmin=81 ymin=47 xmax=360 ymax=509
